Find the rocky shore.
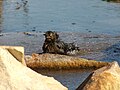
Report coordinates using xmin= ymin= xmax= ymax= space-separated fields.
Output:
xmin=0 ymin=46 xmax=67 ymax=90
xmin=76 ymin=61 xmax=120 ymax=90
xmin=0 ymin=46 xmax=120 ymax=90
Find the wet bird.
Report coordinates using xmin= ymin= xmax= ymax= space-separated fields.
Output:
xmin=42 ymin=31 xmax=79 ymax=55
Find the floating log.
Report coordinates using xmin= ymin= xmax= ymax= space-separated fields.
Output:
xmin=25 ymin=53 xmax=110 ymax=70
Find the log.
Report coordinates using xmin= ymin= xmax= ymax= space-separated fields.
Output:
xmin=25 ymin=53 xmax=110 ymax=70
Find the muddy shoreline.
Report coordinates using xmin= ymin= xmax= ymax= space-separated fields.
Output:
xmin=0 ymin=31 xmax=120 ymax=63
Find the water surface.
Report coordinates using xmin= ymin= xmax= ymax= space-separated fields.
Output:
xmin=1 ymin=0 xmax=120 ymax=35
xmin=33 ymin=69 xmax=93 ymax=90
xmin=1 ymin=0 xmax=120 ymax=90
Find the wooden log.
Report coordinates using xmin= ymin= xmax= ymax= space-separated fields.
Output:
xmin=25 ymin=53 xmax=110 ymax=70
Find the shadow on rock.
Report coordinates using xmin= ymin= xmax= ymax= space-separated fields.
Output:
xmin=76 ymin=61 xmax=120 ymax=90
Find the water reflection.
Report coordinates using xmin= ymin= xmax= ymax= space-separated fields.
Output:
xmin=33 ymin=69 xmax=93 ymax=90
xmin=2 ymin=0 xmax=30 ymax=32
xmin=15 ymin=0 xmax=29 ymax=31
xmin=1 ymin=0 xmax=120 ymax=34
xmin=0 ymin=0 xmax=3 ymax=32
xmin=15 ymin=0 xmax=29 ymax=13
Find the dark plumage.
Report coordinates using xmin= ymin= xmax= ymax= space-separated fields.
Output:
xmin=42 ymin=31 xmax=79 ymax=55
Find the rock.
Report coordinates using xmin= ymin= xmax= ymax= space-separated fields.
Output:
xmin=76 ymin=61 xmax=120 ymax=90
xmin=0 ymin=47 xmax=67 ymax=90
xmin=25 ymin=53 xmax=109 ymax=70
xmin=0 ymin=46 xmax=26 ymax=66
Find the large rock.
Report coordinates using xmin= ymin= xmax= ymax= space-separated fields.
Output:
xmin=0 ymin=46 xmax=26 ymax=66
xmin=0 ymin=46 xmax=67 ymax=90
xmin=25 ymin=53 xmax=109 ymax=70
xmin=76 ymin=61 xmax=120 ymax=90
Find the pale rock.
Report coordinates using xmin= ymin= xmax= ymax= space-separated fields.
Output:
xmin=76 ymin=61 xmax=120 ymax=90
xmin=0 ymin=46 xmax=26 ymax=66
xmin=0 ymin=46 xmax=67 ymax=90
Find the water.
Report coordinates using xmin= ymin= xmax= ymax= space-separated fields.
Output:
xmin=1 ymin=0 xmax=120 ymax=90
xmin=1 ymin=0 xmax=120 ymax=35
xmin=33 ymin=69 xmax=93 ymax=90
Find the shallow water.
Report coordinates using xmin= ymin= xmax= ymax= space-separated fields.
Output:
xmin=1 ymin=0 xmax=120 ymax=35
xmin=33 ymin=69 xmax=93 ymax=90
xmin=1 ymin=0 xmax=120 ymax=90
